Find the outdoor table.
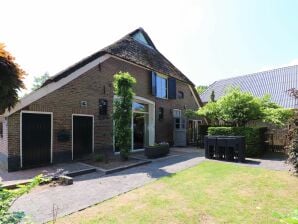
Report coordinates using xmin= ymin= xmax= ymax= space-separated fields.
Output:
xmin=204 ymin=136 xmax=245 ymax=162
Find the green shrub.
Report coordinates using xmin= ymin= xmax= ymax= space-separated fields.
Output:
xmin=0 ymin=175 xmax=46 ymax=223
xmin=285 ymin=128 xmax=298 ymax=175
xmin=208 ymin=126 xmax=267 ymax=157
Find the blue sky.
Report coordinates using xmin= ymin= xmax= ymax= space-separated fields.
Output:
xmin=194 ymin=0 xmax=298 ymax=84
xmin=1 ymin=0 xmax=298 ymax=93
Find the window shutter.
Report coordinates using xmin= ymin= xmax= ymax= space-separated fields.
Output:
xmin=168 ymin=78 xmax=176 ymax=99
xmin=151 ymin=72 xmax=156 ymax=96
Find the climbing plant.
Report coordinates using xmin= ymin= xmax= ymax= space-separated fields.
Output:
xmin=113 ymin=72 xmax=136 ymax=160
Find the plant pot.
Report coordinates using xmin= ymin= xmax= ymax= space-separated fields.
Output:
xmin=145 ymin=143 xmax=170 ymax=159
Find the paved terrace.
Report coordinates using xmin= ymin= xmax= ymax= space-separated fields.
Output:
xmin=7 ymin=148 xmax=290 ymax=223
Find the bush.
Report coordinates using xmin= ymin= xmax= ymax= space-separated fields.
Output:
xmin=0 ymin=175 xmax=46 ymax=223
xmin=208 ymin=126 xmax=267 ymax=157
xmin=285 ymin=128 xmax=298 ymax=175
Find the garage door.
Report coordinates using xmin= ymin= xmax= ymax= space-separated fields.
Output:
xmin=22 ymin=113 xmax=52 ymax=168
xmin=73 ymin=115 xmax=93 ymax=159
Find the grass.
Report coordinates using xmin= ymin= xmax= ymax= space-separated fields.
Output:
xmin=57 ymin=161 xmax=298 ymax=224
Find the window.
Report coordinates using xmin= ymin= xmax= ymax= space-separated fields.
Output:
xmin=172 ymin=109 xmax=181 ymax=118
xmin=99 ymin=99 xmax=108 ymax=115
xmin=178 ymin=91 xmax=184 ymax=99
xmin=133 ymin=102 xmax=148 ymax=113
xmin=158 ymin=107 xmax=164 ymax=120
xmin=132 ymin=31 xmax=153 ymax=48
xmin=156 ymin=74 xmax=168 ymax=99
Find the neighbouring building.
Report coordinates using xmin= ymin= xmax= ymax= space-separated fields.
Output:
xmin=0 ymin=28 xmax=202 ymax=171
xmin=200 ymin=65 xmax=298 ymax=150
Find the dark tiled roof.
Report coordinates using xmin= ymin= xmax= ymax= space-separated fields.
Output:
xmin=43 ymin=28 xmax=194 ymax=87
xmin=200 ymin=65 xmax=298 ymax=108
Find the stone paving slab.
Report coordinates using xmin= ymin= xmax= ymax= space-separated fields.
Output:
xmin=0 ymin=162 xmax=94 ymax=187
xmin=10 ymin=149 xmax=289 ymax=224
xmin=11 ymin=151 xmax=205 ymax=223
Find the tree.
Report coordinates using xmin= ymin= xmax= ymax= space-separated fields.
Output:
xmin=113 ymin=72 xmax=136 ymax=160
xmin=196 ymin=85 xmax=208 ymax=94
xmin=31 ymin=72 xmax=50 ymax=91
xmin=0 ymin=43 xmax=25 ymax=114
xmin=197 ymin=88 xmax=293 ymax=127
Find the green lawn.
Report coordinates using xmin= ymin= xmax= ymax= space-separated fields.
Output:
xmin=57 ymin=161 xmax=298 ymax=224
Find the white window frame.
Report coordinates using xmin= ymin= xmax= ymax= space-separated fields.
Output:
xmin=113 ymin=96 xmax=155 ymax=154
xmin=156 ymin=73 xmax=168 ymax=99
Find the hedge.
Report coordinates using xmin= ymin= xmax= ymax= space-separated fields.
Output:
xmin=208 ymin=126 xmax=267 ymax=157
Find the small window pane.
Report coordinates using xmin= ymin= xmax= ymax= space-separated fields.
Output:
xmin=133 ymin=102 xmax=148 ymax=112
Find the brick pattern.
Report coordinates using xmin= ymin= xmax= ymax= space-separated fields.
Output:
xmin=0 ymin=120 xmax=8 ymax=155
xmin=7 ymin=57 xmax=199 ymax=168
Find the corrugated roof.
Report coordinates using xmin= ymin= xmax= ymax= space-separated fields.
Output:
xmin=200 ymin=65 xmax=298 ymax=108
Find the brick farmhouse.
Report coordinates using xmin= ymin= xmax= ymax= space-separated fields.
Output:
xmin=0 ymin=28 xmax=202 ymax=171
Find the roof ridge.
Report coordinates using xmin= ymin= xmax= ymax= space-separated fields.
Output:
xmin=215 ymin=64 xmax=298 ymax=83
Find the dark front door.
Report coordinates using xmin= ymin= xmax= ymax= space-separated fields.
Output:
xmin=133 ymin=113 xmax=145 ymax=150
xmin=73 ymin=116 xmax=93 ymax=159
xmin=22 ymin=113 xmax=51 ymax=168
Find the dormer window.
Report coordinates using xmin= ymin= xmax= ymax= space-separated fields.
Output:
xmin=132 ymin=31 xmax=153 ymax=48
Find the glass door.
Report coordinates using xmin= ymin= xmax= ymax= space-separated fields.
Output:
xmin=133 ymin=102 xmax=149 ymax=150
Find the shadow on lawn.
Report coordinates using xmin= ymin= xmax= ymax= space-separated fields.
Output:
xmin=73 ymin=152 xmax=202 ymax=182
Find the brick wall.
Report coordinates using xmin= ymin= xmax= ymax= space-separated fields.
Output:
xmin=0 ymin=120 xmax=8 ymax=155
xmin=7 ymin=56 xmax=199 ymax=166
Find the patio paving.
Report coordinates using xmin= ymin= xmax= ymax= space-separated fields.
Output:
xmin=9 ymin=147 xmax=290 ymax=223
xmin=0 ymin=162 xmax=96 ymax=187
xmin=11 ymin=148 xmax=204 ymax=223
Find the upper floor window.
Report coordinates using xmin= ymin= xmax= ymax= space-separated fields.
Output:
xmin=151 ymin=72 xmax=176 ymax=99
xmin=178 ymin=91 xmax=184 ymax=99
xmin=156 ymin=74 xmax=168 ymax=99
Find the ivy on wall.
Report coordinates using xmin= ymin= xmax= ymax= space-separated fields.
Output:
xmin=113 ymin=72 xmax=136 ymax=160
